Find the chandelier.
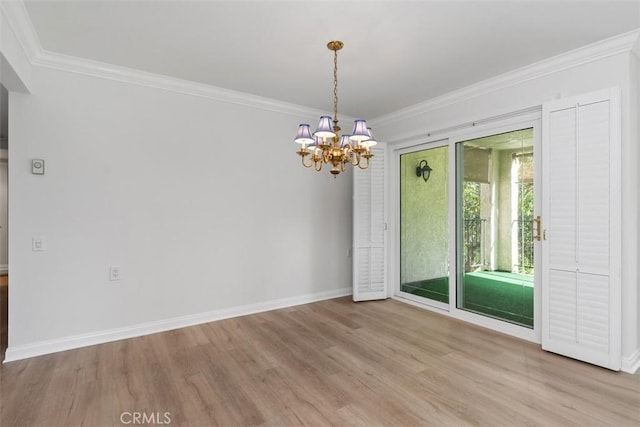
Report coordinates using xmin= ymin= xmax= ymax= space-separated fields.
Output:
xmin=293 ymin=41 xmax=377 ymax=176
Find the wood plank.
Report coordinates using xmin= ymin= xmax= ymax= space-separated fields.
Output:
xmin=1 ymin=297 xmax=638 ymax=426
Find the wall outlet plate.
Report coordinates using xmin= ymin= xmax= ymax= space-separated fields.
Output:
xmin=109 ymin=266 xmax=121 ymax=281
xmin=32 ymin=236 xmax=45 ymax=251
xmin=32 ymin=159 xmax=45 ymax=175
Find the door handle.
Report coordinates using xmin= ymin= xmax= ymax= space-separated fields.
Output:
xmin=533 ymin=216 xmax=542 ymax=241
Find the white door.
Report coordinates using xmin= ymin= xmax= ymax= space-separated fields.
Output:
xmin=541 ymin=88 xmax=621 ymax=370
xmin=353 ymin=143 xmax=387 ymax=301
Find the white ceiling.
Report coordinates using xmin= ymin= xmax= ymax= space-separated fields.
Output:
xmin=19 ymin=1 xmax=640 ymax=120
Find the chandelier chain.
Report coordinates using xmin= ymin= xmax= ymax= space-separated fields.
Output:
xmin=333 ymin=48 xmax=338 ymax=127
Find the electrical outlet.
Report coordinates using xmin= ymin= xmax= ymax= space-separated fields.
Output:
xmin=109 ymin=266 xmax=121 ymax=281
xmin=32 ymin=236 xmax=46 ymax=251
xmin=32 ymin=159 xmax=45 ymax=175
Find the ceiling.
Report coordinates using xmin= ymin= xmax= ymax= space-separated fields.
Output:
xmin=17 ymin=1 xmax=640 ymax=120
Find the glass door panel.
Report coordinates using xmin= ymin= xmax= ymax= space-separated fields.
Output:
xmin=456 ymin=129 xmax=535 ymax=327
xmin=400 ymin=145 xmax=449 ymax=303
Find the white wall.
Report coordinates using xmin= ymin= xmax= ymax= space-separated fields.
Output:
xmin=374 ymin=50 xmax=639 ymax=369
xmin=6 ymin=65 xmax=353 ymax=356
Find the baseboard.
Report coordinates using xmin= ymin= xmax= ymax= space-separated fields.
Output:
xmin=0 ymin=265 xmax=7 ymax=275
xmin=3 ymin=287 xmax=351 ymax=363
xmin=621 ymin=348 xmax=640 ymax=374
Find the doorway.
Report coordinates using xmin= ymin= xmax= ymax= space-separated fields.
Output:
xmin=455 ymin=128 xmax=535 ymax=327
xmin=399 ymin=144 xmax=449 ymax=307
xmin=396 ymin=119 xmax=540 ymax=340
xmin=1 ymin=84 xmax=8 ymax=358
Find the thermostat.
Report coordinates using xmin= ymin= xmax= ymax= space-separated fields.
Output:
xmin=32 ymin=159 xmax=45 ymax=175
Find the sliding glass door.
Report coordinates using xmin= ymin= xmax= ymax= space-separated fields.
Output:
xmin=455 ymin=129 xmax=535 ymax=327
xmin=399 ymin=144 xmax=449 ymax=305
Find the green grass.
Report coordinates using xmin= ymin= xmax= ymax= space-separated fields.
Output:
xmin=401 ymin=271 xmax=533 ymax=327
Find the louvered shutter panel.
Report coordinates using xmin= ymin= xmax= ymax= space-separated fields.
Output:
xmin=353 ymin=143 xmax=387 ymax=301
xmin=542 ymin=88 xmax=621 ymax=370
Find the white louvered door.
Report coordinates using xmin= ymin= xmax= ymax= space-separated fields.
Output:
xmin=542 ymin=88 xmax=621 ymax=370
xmin=353 ymin=143 xmax=387 ymax=301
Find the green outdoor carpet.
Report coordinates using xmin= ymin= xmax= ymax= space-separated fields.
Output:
xmin=401 ymin=271 xmax=534 ymax=327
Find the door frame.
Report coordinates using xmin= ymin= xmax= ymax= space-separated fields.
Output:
xmin=0 ymin=149 xmax=7 ymax=275
xmin=390 ymin=110 xmax=542 ymax=344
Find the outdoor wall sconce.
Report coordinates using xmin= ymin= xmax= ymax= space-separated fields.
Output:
xmin=416 ymin=160 xmax=432 ymax=182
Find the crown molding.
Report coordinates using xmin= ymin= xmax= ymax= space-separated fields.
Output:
xmin=370 ymin=28 xmax=640 ymax=128
xmin=33 ymin=50 xmax=327 ymax=118
xmin=4 ymin=1 xmax=639 ymax=122
xmin=0 ymin=0 xmax=328 ymax=119
xmin=0 ymin=0 xmax=42 ymax=62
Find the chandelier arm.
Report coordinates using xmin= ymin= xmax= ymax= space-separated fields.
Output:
xmin=341 ymin=144 xmax=354 ymax=166
xmin=314 ymin=159 xmax=323 ymax=172
xmin=301 ymin=154 xmax=314 ymax=168
xmin=350 ymin=149 xmax=361 ymax=166
xmin=342 ymin=147 xmax=350 ymax=163
xmin=323 ymin=148 xmax=332 ymax=163
xmin=357 ymin=155 xmax=371 ymax=170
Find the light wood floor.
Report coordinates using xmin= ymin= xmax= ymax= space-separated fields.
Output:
xmin=1 ymin=297 xmax=639 ymax=426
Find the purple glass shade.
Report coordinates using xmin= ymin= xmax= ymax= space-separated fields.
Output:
xmin=359 ymin=127 xmax=378 ymax=148
xmin=349 ymin=119 xmax=371 ymax=142
xmin=314 ymin=116 xmax=336 ymax=139
xmin=339 ymin=134 xmax=352 ymax=148
xmin=294 ymin=124 xmax=314 ymax=145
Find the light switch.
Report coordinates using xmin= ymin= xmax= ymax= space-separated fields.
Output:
xmin=32 ymin=159 xmax=45 ymax=175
